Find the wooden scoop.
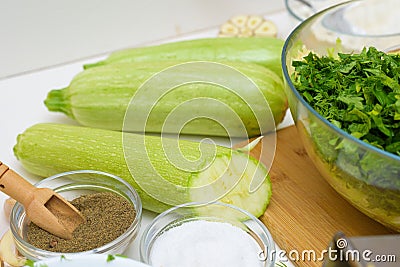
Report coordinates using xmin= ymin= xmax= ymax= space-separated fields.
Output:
xmin=0 ymin=162 xmax=85 ymax=239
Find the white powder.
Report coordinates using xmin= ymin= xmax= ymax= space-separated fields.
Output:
xmin=150 ymin=220 xmax=264 ymax=267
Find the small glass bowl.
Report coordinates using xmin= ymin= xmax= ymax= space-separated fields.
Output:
xmin=10 ymin=170 xmax=142 ymax=261
xmin=140 ymin=202 xmax=275 ymax=267
xmin=32 ymin=254 xmax=151 ymax=267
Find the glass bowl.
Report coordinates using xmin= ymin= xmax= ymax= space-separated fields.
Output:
xmin=285 ymin=0 xmax=348 ymax=22
xmin=140 ymin=202 xmax=275 ymax=267
xmin=282 ymin=0 xmax=400 ymax=231
xmin=10 ymin=170 xmax=142 ymax=261
xmin=32 ymin=254 xmax=151 ymax=267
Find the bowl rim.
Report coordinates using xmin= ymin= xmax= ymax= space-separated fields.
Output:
xmin=32 ymin=254 xmax=151 ymax=266
xmin=284 ymin=0 xmax=315 ymax=22
xmin=139 ymin=201 xmax=276 ymax=266
xmin=281 ymin=0 xmax=400 ymax=162
xmin=284 ymin=0 xmax=350 ymax=22
xmin=10 ymin=169 xmax=143 ymax=257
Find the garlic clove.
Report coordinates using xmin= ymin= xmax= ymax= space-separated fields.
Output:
xmin=246 ymin=15 xmax=264 ymax=30
xmin=254 ymin=20 xmax=278 ymax=37
xmin=230 ymin=15 xmax=248 ymax=29
xmin=219 ymin=22 xmax=240 ymax=37
xmin=238 ymin=28 xmax=253 ymax=37
xmin=0 ymin=230 xmax=26 ymax=267
xmin=219 ymin=14 xmax=278 ymax=37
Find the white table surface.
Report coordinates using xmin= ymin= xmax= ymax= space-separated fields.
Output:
xmin=0 ymin=9 xmax=299 ymax=266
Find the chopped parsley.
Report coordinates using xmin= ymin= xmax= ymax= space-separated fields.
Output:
xmin=106 ymin=255 xmax=115 ymax=262
xmin=292 ymin=47 xmax=400 ymax=156
xmin=107 ymin=254 xmax=127 ymax=263
xmin=24 ymin=259 xmax=35 ymax=267
xmin=24 ymin=259 xmax=48 ymax=267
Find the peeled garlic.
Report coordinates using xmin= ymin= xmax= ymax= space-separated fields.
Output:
xmin=219 ymin=22 xmax=239 ymax=36
xmin=254 ymin=20 xmax=278 ymax=37
xmin=0 ymin=230 xmax=26 ymax=267
xmin=219 ymin=15 xmax=277 ymax=37
xmin=230 ymin=15 xmax=248 ymax=29
xmin=3 ymin=198 xmax=16 ymax=222
xmin=246 ymin=15 xmax=263 ymax=30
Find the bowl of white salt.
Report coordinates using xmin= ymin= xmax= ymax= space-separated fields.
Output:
xmin=140 ymin=202 xmax=275 ymax=267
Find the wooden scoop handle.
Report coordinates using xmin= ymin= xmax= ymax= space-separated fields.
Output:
xmin=0 ymin=162 xmax=35 ymax=207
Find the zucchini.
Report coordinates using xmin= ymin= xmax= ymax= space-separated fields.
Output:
xmin=13 ymin=123 xmax=271 ymax=216
xmin=45 ymin=61 xmax=287 ymax=137
xmin=84 ymin=37 xmax=284 ymax=77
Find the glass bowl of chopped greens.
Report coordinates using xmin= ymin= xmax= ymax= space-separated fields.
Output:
xmin=282 ymin=0 xmax=400 ymax=231
xmin=140 ymin=202 xmax=276 ymax=267
xmin=10 ymin=170 xmax=142 ymax=261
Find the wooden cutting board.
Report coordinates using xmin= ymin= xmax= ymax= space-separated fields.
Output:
xmin=243 ymin=125 xmax=394 ymax=267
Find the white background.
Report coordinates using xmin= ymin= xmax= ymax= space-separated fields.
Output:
xmin=0 ymin=0 xmax=292 ymax=79
xmin=0 ymin=1 xmax=299 ymax=265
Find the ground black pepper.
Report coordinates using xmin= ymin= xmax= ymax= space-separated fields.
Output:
xmin=27 ymin=191 xmax=136 ymax=253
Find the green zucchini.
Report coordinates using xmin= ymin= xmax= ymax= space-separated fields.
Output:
xmin=84 ymin=37 xmax=284 ymax=77
xmin=14 ymin=123 xmax=271 ymax=216
xmin=45 ymin=61 xmax=287 ymax=137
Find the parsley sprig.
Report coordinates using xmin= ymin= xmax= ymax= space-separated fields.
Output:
xmin=292 ymin=47 xmax=400 ymax=156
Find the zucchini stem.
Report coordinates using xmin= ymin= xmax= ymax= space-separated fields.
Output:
xmin=83 ymin=61 xmax=106 ymax=69
xmin=44 ymin=88 xmax=73 ymax=118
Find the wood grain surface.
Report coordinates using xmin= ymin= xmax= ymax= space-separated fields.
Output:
xmin=244 ymin=126 xmax=394 ymax=267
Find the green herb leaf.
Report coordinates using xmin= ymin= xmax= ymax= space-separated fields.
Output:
xmin=24 ymin=259 xmax=35 ymax=267
xmin=107 ymin=255 xmax=116 ymax=262
xmin=292 ymin=47 xmax=400 ymax=155
xmin=24 ymin=259 xmax=49 ymax=267
xmin=60 ymin=255 xmax=69 ymax=261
